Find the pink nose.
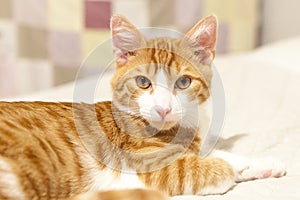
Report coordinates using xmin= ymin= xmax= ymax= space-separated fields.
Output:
xmin=155 ymin=106 xmax=171 ymax=119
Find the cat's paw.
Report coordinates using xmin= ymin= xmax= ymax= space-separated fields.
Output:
xmin=235 ymin=158 xmax=286 ymax=182
xmin=210 ymin=151 xmax=287 ymax=183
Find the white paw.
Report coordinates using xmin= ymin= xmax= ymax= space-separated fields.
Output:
xmin=210 ymin=151 xmax=287 ymax=183
xmin=234 ymin=158 xmax=287 ymax=182
xmin=198 ymin=179 xmax=236 ymax=195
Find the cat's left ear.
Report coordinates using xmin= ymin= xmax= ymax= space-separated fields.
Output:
xmin=185 ymin=15 xmax=218 ymax=65
xmin=111 ymin=14 xmax=146 ymax=65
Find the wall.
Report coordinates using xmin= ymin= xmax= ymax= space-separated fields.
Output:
xmin=262 ymin=0 xmax=300 ymax=44
xmin=0 ymin=0 xmax=261 ymax=98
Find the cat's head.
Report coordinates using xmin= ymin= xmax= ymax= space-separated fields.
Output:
xmin=110 ymin=14 xmax=217 ymax=131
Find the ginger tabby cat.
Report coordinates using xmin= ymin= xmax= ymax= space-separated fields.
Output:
xmin=0 ymin=15 xmax=286 ymax=200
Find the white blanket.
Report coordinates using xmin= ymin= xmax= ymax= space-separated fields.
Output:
xmin=6 ymin=37 xmax=300 ymax=199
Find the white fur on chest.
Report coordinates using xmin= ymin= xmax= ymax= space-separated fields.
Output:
xmin=89 ymin=167 xmax=146 ymax=191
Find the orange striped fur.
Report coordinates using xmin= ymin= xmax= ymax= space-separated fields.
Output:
xmin=0 ymin=15 xmax=236 ymax=199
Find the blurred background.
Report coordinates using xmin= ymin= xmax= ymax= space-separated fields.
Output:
xmin=0 ymin=0 xmax=299 ymax=98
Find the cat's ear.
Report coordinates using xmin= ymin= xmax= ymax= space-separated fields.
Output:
xmin=111 ymin=14 xmax=146 ymax=65
xmin=185 ymin=15 xmax=218 ymax=65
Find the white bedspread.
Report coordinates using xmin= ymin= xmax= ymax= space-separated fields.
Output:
xmin=6 ymin=37 xmax=300 ymax=199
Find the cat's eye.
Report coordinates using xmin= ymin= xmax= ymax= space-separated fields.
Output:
xmin=136 ymin=76 xmax=151 ymax=89
xmin=175 ymin=76 xmax=191 ymax=89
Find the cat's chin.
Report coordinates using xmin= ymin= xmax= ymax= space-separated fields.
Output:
xmin=149 ymin=120 xmax=178 ymax=131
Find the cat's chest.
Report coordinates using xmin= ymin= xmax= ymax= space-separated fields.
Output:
xmin=88 ymin=167 xmax=145 ymax=191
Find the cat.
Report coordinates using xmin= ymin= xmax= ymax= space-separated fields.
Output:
xmin=0 ymin=14 xmax=286 ymax=200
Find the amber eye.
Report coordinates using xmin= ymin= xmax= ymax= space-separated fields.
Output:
xmin=175 ymin=76 xmax=191 ymax=89
xmin=136 ymin=76 xmax=151 ymax=89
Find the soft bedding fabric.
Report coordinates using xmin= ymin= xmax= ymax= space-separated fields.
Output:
xmin=6 ymin=37 xmax=300 ymax=199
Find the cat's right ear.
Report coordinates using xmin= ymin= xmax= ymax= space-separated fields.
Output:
xmin=111 ymin=14 xmax=146 ymax=65
xmin=185 ymin=15 xmax=218 ymax=65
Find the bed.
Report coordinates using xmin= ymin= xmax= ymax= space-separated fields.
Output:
xmin=5 ymin=37 xmax=300 ymax=199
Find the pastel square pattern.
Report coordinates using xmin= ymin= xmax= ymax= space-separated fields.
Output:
xmin=18 ymin=25 xmax=48 ymax=59
xmin=14 ymin=0 xmax=47 ymax=28
xmin=149 ymin=0 xmax=174 ymax=27
xmin=202 ymin=0 xmax=260 ymax=52
xmin=174 ymin=0 xmax=203 ymax=28
xmin=54 ymin=65 xmax=78 ymax=86
xmin=113 ymin=0 xmax=150 ymax=27
xmin=15 ymin=59 xmax=53 ymax=95
xmin=0 ymin=0 xmax=261 ymax=98
xmin=49 ymin=31 xmax=82 ymax=67
xmin=216 ymin=22 xmax=229 ymax=53
xmin=0 ymin=0 xmax=13 ymax=19
xmin=0 ymin=58 xmax=17 ymax=97
xmin=85 ymin=1 xmax=111 ymax=29
xmin=0 ymin=20 xmax=17 ymax=57
xmin=82 ymin=30 xmax=111 ymax=63
xmin=48 ymin=0 xmax=83 ymax=31
xmin=230 ymin=22 xmax=258 ymax=51
xmin=203 ymin=0 xmax=232 ymax=20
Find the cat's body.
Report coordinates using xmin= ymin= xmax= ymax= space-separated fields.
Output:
xmin=0 ymin=15 xmax=286 ymax=200
xmin=0 ymin=102 xmax=90 ymax=199
xmin=0 ymin=101 xmax=233 ymax=199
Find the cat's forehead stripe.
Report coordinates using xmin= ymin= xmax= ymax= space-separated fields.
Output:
xmin=148 ymin=48 xmax=180 ymax=73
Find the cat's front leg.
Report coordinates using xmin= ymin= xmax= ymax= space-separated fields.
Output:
xmin=137 ymin=154 xmax=236 ymax=196
xmin=210 ymin=150 xmax=286 ymax=182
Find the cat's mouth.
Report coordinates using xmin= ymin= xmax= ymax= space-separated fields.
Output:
xmin=142 ymin=116 xmax=179 ymax=130
xmin=139 ymin=108 xmax=181 ymax=130
xmin=149 ymin=120 xmax=177 ymax=130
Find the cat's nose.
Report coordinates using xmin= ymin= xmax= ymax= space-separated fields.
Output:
xmin=154 ymin=106 xmax=171 ymax=119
